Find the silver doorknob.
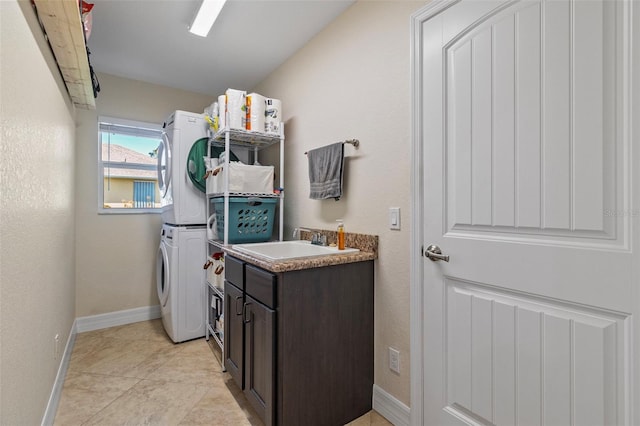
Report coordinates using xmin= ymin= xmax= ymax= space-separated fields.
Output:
xmin=425 ymin=245 xmax=449 ymax=262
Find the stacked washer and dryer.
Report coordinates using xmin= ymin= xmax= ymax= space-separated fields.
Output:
xmin=156 ymin=110 xmax=208 ymax=343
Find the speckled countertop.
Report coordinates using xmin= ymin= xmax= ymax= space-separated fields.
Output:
xmin=222 ymin=230 xmax=378 ymax=273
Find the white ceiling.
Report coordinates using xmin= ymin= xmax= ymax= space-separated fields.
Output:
xmin=87 ymin=0 xmax=355 ymax=97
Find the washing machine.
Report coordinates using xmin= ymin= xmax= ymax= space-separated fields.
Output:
xmin=157 ymin=224 xmax=207 ymax=342
xmin=157 ymin=110 xmax=208 ymax=225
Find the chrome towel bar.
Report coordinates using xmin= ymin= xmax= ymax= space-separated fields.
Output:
xmin=304 ymin=139 xmax=359 ymax=155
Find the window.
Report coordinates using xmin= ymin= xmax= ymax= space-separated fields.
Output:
xmin=99 ymin=116 xmax=163 ymax=213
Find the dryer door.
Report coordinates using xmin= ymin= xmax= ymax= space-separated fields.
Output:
xmin=157 ymin=131 xmax=172 ymax=199
xmin=156 ymin=241 xmax=170 ymax=307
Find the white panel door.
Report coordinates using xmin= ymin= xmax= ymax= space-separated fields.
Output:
xmin=411 ymin=0 xmax=639 ymax=425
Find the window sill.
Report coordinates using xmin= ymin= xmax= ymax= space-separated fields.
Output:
xmin=98 ymin=208 xmax=162 ymax=215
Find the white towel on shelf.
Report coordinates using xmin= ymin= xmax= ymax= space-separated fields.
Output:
xmin=307 ymin=142 xmax=344 ymax=201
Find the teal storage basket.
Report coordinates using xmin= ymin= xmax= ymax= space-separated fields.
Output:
xmin=212 ymin=197 xmax=278 ymax=243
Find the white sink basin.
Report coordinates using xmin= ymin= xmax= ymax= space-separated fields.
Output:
xmin=232 ymin=240 xmax=359 ymax=261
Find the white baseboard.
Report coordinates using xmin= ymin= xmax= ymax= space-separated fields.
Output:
xmin=75 ymin=305 xmax=161 ymax=333
xmin=373 ymin=384 xmax=411 ymax=426
xmin=41 ymin=320 xmax=77 ymax=426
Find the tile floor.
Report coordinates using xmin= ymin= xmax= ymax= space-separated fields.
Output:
xmin=54 ymin=319 xmax=391 ymax=426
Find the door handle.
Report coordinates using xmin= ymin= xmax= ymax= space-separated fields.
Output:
xmin=425 ymin=245 xmax=450 ymax=262
xmin=235 ymin=296 xmax=243 ymax=315
xmin=243 ymin=302 xmax=252 ymax=324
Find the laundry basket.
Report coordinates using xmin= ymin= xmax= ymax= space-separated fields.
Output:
xmin=211 ymin=197 xmax=277 ymax=243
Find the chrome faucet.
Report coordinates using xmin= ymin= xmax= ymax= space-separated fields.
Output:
xmin=293 ymin=227 xmax=327 ymax=246
xmin=313 ymin=234 xmax=328 ymax=246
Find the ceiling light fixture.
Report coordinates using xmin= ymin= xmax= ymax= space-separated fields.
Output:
xmin=189 ymin=0 xmax=227 ymax=37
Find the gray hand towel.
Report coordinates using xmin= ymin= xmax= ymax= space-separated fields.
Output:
xmin=307 ymin=142 xmax=344 ymax=200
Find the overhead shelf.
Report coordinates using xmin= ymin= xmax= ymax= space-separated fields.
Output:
xmin=33 ymin=0 xmax=95 ymax=109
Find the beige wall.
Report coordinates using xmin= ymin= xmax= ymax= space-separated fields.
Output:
xmin=75 ymin=73 xmax=212 ymax=316
xmin=0 ymin=1 xmax=77 ymax=423
xmin=254 ymin=0 xmax=426 ymax=406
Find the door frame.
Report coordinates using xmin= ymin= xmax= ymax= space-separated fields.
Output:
xmin=410 ymin=2 xmax=459 ymax=424
xmin=409 ymin=1 xmax=640 ymax=425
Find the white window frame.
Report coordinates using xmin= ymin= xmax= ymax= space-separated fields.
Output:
xmin=98 ymin=116 xmax=163 ymax=214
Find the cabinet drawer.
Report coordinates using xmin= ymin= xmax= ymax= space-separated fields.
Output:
xmin=225 ymin=256 xmax=244 ymax=289
xmin=245 ymin=264 xmax=276 ymax=309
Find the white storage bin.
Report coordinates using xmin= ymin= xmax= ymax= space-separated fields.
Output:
xmin=206 ymin=162 xmax=274 ymax=194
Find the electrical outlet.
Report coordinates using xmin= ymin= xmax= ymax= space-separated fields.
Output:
xmin=53 ymin=334 xmax=60 ymax=360
xmin=389 ymin=347 xmax=400 ymax=374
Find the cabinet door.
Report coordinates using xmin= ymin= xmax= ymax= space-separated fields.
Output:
xmin=244 ymin=295 xmax=275 ymax=426
xmin=224 ymin=281 xmax=244 ymax=388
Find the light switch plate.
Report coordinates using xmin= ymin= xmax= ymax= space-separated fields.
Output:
xmin=389 ymin=207 xmax=401 ymax=230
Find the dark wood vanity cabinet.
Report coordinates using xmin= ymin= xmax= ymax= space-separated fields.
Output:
xmin=224 ymin=280 xmax=244 ymax=387
xmin=244 ymin=293 xmax=276 ymax=423
xmin=224 ymin=258 xmax=277 ymax=425
xmin=224 ymin=256 xmax=245 ymax=388
xmin=243 ymin=264 xmax=276 ymax=423
xmin=223 ymin=255 xmax=374 ymax=426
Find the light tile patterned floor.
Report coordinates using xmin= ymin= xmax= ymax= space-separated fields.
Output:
xmin=54 ymin=319 xmax=391 ymax=426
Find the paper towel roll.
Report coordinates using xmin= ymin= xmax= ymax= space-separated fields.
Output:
xmin=217 ymin=94 xmax=227 ymax=130
xmin=204 ymin=100 xmax=215 ymax=117
xmin=246 ymin=93 xmax=266 ymax=132
xmin=225 ymin=88 xmax=246 ymax=130
xmin=265 ymin=98 xmax=282 ymax=135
